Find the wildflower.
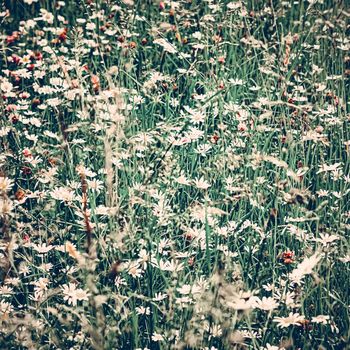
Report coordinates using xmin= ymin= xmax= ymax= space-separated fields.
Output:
xmin=175 ymin=173 xmax=191 ymax=185
xmin=0 ymin=177 xmax=14 ymax=193
xmin=315 ymin=233 xmax=339 ymax=246
xmin=32 ymin=278 xmax=49 ymax=299
xmin=210 ymin=133 xmax=220 ymax=144
xmin=39 ymin=263 xmax=53 ymax=272
xmin=153 ymin=293 xmax=168 ymax=301
xmin=62 ymin=283 xmax=90 ymax=306
xmin=50 ymin=187 xmax=75 ymax=202
xmin=289 ymin=253 xmax=322 ymax=283
xmin=182 ymin=106 xmax=206 ymax=124
xmin=127 ymin=262 xmax=143 ymax=278
xmin=151 ymin=332 xmax=164 ymax=342
xmin=229 ymin=78 xmax=244 ymax=85
xmin=0 ymin=199 xmax=14 ymax=217
xmin=255 ymin=296 xmax=279 ymax=311
xmin=39 ymin=9 xmax=54 ymax=23
xmin=86 ymin=22 xmax=96 ymax=31
xmin=177 ymin=284 xmax=192 ymax=295
xmin=195 ymin=144 xmax=212 ymax=156
xmin=311 ymin=315 xmax=330 ymax=325
xmin=218 ymin=56 xmax=225 ymax=64
xmin=91 ymin=74 xmax=100 ymax=91
xmin=227 ymin=2 xmax=242 ymax=10
xmin=262 ymin=283 xmax=274 ymax=292
xmin=317 ymin=162 xmax=342 ymax=174
xmin=63 ymin=241 xmax=80 ymax=260
xmin=193 ymin=177 xmax=211 ymax=190
xmin=18 ymin=263 xmax=30 ymax=276
xmin=238 ymin=329 xmax=261 ymax=339
xmin=206 ymin=323 xmax=222 ymax=337
xmin=185 ymin=127 xmax=205 ymax=141
xmin=0 ymin=80 xmax=13 ymax=94
xmin=86 ymin=179 xmax=104 ymax=193
xmin=135 ymin=306 xmax=150 ymax=315
xmin=32 ymin=243 xmax=54 ymax=254
xmin=280 ymin=251 xmax=294 ymax=264
xmin=238 ymin=122 xmax=248 ymax=132
xmin=0 ymin=285 xmax=13 ymax=296
xmin=137 ymin=249 xmax=149 ymax=269
xmin=316 ymin=189 xmax=329 ymax=197
xmin=154 ymin=38 xmax=177 ymax=54
xmin=0 ymin=300 xmax=13 ymax=318
xmin=273 ymin=312 xmax=305 ymax=328
xmin=114 ymin=276 xmax=127 ymax=288
xmin=157 ymin=259 xmax=184 ymax=272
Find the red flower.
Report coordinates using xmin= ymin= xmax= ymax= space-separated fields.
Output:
xmin=22 ymin=149 xmax=32 ymax=158
xmin=91 ymin=74 xmax=100 ymax=91
xmin=58 ymin=28 xmax=68 ymax=42
xmin=281 ymin=251 xmax=294 ymax=264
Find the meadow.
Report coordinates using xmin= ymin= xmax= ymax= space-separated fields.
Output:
xmin=0 ymin=0 xmax=349 ymax=349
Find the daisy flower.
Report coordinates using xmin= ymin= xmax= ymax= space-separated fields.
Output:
xmin=193 ymin=177 xmax=211 ymax=190
xmin=311 ymin=315 xmax=330 ymax=325
xmin=151 ymin=332 xmax=164 ymax=342
xmin=273 ymin=312 xmax=305 ymax=328
xmin=62 ymin=283 xmax=90 ymax=306
xmin=0 ymin=177 xmax=14 ymax=193
xmin=50 ymin=187 xmax=75 ymax=202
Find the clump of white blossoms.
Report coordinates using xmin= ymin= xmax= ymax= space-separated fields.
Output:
xmin=289 ymin=252 xmax=322 ymax=284
xmin=0 ymin=300 xmax=13 ymax=318
xmin=50 ymin=186 xmax=76 ymax=203
xmin=153 ymin=38 xmax=177 ymax=54
xmin=0 ymin=176 xmax=13 ymax=193
xmin=62 ymin=283 xmax=90 ymax=306
xmin=273 ymin=312 xmax=305 ymax=328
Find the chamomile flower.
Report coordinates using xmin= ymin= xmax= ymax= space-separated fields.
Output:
xmin=273 ymin=313 xmax=305 ymax=328
xmin=62 ymin=283 xmax=90 ymax=306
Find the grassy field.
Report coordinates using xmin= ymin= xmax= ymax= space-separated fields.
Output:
xmin=0 ymin=0 xmax=349 ymax=349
